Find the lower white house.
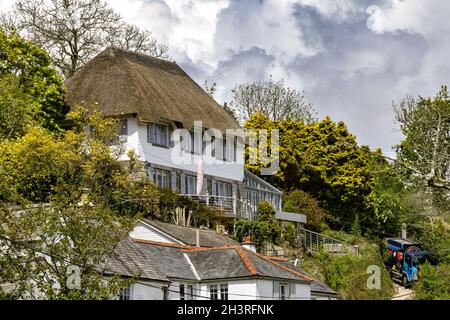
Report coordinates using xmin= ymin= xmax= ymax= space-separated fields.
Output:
xmin=106 ymin=219 xmax=337 ymax=300
xmin=108 ymin=237 xmax=312 ymax=300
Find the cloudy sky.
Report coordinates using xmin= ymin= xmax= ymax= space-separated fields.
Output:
xmin=2 ymin=0 xmax=449 ymax=155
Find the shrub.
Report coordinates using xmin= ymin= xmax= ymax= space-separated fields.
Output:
xmin=302 ymin=239 xmax=394 ymax=299
xmin=282 ymin=190 xmax=326 ymax=231
xmin=232 ymin=201 xmax=284 ymax=251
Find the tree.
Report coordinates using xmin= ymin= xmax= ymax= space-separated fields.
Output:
xmin=232 ymin=201 xmax=292 ymax=251
xmin=0 ymin=28 xmax=66 ymax=130
xmin=245 ymin=114 xmax=376 ymax=230
xmin=230 ymin=76 xmax=315 ymax=123
xmin=0 ymin=107 xmax=159 ymax=299
xmin=11 ymin=0 xmax=169 ymax=78
xmin=282 ymin=190 xmax=326 ymax=231
xmin=0 ymin=75 xmax=40 ymax=139
xmin=394 ymin=86 xmax=450 ymax=192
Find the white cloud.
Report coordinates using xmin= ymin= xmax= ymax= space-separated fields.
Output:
xmin=367 ymin=0 xmax=450 ymax=39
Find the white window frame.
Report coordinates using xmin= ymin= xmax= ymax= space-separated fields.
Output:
xmin=148 ymin=123 xmax=171 ymax=148
xmin=184 ymin=175 xmax=197 ymax=195
xmin=209 ymin=283 xmax=228 ymax=300
xmin=209 ymin=284 xmax=218 ymax=300
xmin=279 ymin=283 xmax=289 ymax=300
xmin=152 ymin=168 xmax=170 ymax=189
xmin=180 ymin=283 xmax=194 ymax=300
xmin=118 ymin=285 xmax=132 ymax=300
xmin=220 ymin=284 xmax=228 ymax=300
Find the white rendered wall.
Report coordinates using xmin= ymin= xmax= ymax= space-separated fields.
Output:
xmin=257 ymin=279 xmax=311 ymax=300
xmin=129 ymin=223 xmax=176 ymax=243
xmin=131 ymin=281 xmax=165 ymax=300
xmin=122 ymin=118 xmax=244 ymax=182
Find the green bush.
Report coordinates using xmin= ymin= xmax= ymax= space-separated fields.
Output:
xmin=232 ymin=201 xmax=287 ymax=250
xmin=282 ymin=189 xmax=326 ymax=231
xmin=302 ymin=239 xmax=394 ymax=300
xmin=414 ymin=262 xmax=450 ymax=300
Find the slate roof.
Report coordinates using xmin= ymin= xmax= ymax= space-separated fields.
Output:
xmin=186 ymin=248 xmax=250 ymax=280
xmin=105 ymin=238 xmax=168 ymax=282
xmin=185 ymin=246 xmax=312 ymax=282
xmin=109 ymin=239 xmax=313 ymax=284
xmin=142 ymin=219 xmax=239 ymax=247
xmin=65 ymin=47 xmax=240 ymax=132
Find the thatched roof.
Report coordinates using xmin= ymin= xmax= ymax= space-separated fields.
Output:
xmin=65 ymin=47 xmax=240 ymax=131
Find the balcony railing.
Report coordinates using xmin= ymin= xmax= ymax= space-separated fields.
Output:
xmin=181 ymin=194 xmax=253 ymax=220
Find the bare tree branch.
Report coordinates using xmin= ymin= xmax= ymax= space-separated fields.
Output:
xmin=9 ymin=0 xmax=169 ymax=78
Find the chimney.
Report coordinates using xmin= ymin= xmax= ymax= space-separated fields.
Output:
xmin=196 ymin=228 xmax=200 ymax=247
xmin=401 ymin=223 xmax=407 ymax=239
xmin=242 ymin=236 xmax=256 ymax=253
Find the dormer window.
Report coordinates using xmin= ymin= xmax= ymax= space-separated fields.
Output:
xmin=148 ymin=123 xmax=172 ymax=147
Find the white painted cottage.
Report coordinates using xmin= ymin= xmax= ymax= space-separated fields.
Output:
xmin=65 ymin=47 xmax=306 ymax=225
xmin=108 ymin=219 xmax=337 ymax=300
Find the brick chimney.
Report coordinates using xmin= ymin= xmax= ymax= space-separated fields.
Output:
xmin=242 ymin=236 xmax=256 ymax=253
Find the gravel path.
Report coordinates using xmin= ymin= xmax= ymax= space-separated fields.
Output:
xmin=391 ymin=283 xmax=414 ymax=300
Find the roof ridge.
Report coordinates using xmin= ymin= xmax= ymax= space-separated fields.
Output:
xmin=132 ymin=238 xmax=193 ymax=249
xmin=182 ymin=245 xmax=238 ymax=253
xmin=100 ymin=46 xmax=176 ymax=65
xmin=144 ymin=218 xmax=225 ymax=234
xmin=265 ymin=256 xmax=289 ymax=261
xmin=234 ymin=247 xmax=258 ymax=276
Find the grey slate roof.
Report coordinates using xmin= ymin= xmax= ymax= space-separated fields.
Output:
xmin=142 ymin=219 xmax=238 ymax=247
xmin=109 ymin=239 xmax=313 ymax=283
xmin=105 ymin=238 xmax=168 ymax=282
xmin=186 ymin=249 xmax=253 ymax=280
xmin=247 ymin=254 xmax=305 ymax=281
xmin=277 ymin=261 xmax=338 ymax=296
xmin=134 ymin=241 xmax=197 ymax=281
xmin=185 ymin=247 xmax=312 ymax=282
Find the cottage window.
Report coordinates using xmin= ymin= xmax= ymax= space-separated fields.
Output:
xmin=215 ymin=181 xmax=232 ymax=198
xmin=180 ymin=284 xmax=193 ymax=300
xmin=152 ymin=169 xmax=170 ymax=189
xmin=187 ymin=285 xmax=193 ymax=300
xmin=222 ymin=136 xmax=236 ymax=162
xmin=183 ymin=175 xmax=197 ymax=195
xmin=180 ymin=284 xmax=185 ymax=300
xmin=119 ymin=286 xmax=131 ymax=300
xmin=118 ymin=119 xmax=128 ymax=138
xmin=209 ymin=284 xmax=218 ymax=300
xmin=220 ymin=284 xmax=228 ymax=300
xmin=279 ymin=283 xmax=287 ymax=300
xmin=148 ymin=123 xmax=170 ymax=147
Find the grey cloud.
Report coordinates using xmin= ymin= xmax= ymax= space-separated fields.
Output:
xmin=289 ymin=2 xmax=428 ymax=151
